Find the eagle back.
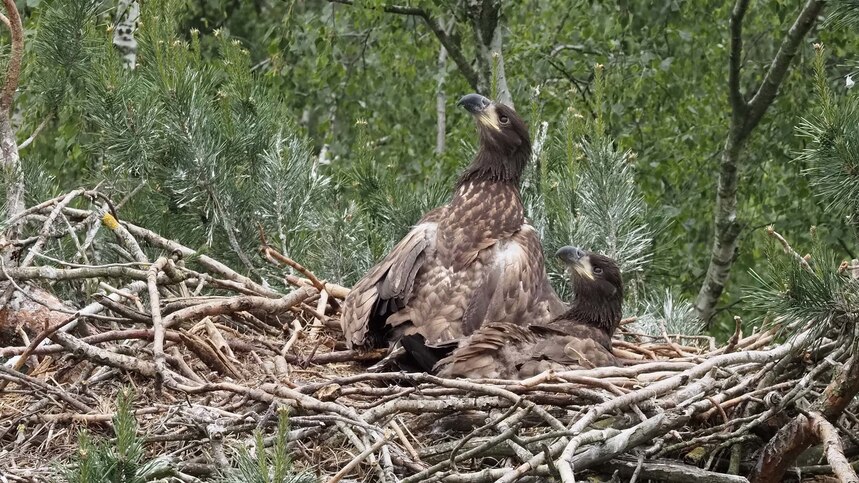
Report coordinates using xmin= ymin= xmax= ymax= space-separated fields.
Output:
xmin=437 ymin=181 xmax=524 ymax=272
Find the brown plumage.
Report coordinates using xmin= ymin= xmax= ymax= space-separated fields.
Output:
xmin=435 ymin=247 xmax=624 ymax=379
xmin=340 ymin=94 xmax=565 ymax=350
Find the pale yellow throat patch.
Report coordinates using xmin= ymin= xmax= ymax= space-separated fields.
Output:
xmin=476 ymin=106 xmax=501 ymax=132
xmin=573 ymin=255 xmax=595 ymax=280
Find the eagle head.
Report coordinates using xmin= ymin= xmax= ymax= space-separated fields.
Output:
xmin=457 ymin=94 xmax=531 ymax=184
xmin=555 ymin=246 xmax=624 ymax=332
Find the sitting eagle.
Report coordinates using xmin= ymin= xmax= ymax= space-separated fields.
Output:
xmin=433 ymin=246 xmax=624 ymax=379
xmin=340 ymin=94 xmax=565 ymax=350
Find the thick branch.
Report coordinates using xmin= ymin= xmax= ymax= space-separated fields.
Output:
xmin=810 ymin=413 xmax=859 ymax=483
xmin=147 ymin=257 xmax=170 ymax=391
xmin=327 ymin=0 xmax=480 ymax=91
xmin=728 ymin=0 xmax=751 ymax=118
xmin=435 ymin=26 xmax=449 ymax=154
xmin=746 ymin=0 xmax=825 ymax=131
xmin=162 ymin=287 xmax=316 ymax=328
xmin=0 ymin=0 xmax=24 ymax=234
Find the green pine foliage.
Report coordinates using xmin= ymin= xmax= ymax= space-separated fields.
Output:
xmin=61 ymin=389 xmax=171 ymax=483
xmin=826 ymin=0 xmax=859 ymax=30
xmin=744 ymin=45 xmax=859 ymax=341
xmin=796 ymin=44 xmax=859 ymax=228
xmin=221 ymin=408 xmax=315 ymax=483
xmin=746 ymin=229 xmax=857 ymax=342
xmin=635 ymin=289 xmax=702 ymax=337
xmin=526 ymin=67 xmax=659 ymax=310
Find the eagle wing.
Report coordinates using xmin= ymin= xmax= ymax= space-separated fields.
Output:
xmin=436 ymin=320 xmax=618 ymax=380
xmin=340 ymin=208 xmax=444 ymax=349
xmin=478 ymin=225 xmax=566 ymax=327
xmin=435 ymin=323 xmax=537 ymax=379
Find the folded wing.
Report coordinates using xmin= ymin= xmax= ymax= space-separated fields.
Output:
xmin=340 ymin=211 xmax=442 ymax=349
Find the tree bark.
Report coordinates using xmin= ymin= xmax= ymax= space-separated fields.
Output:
xmin=468 ymin=0 xmax=512 ymax=107
xmin=435 ymin=22 xmax=450 ymax=154
xmin=1 ymin=116 xmax=23 ymax=230
xmin=0 ymin=0 xmax=24 ymax=244
xmin=695 ymin=0 xmax=824 ymax=323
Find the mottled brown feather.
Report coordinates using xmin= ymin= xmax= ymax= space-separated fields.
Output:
xmin=340 ymin=183 xmax=564 ymax=349
xmin=436 ymin=320 xmax=618 ymax=379
xmin=435 ymin=250 xmax=623 ymax=379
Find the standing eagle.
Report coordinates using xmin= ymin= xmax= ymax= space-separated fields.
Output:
xmin=434 ymin=246 xmax=624 ymax=379
xmin=340 ymin=94 xmax=564 ymax=350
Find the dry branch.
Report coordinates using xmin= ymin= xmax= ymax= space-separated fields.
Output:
xmin=1 ymin=192 xmax=858 ymax=483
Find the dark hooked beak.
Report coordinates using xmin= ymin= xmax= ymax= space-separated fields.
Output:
xmin=457 ymin=93 xmax=491 ymax=114
xmin=556 ymin=246 xmax=595 ymax=280
xmin=555 ymin=246 xmax=586 ymax=265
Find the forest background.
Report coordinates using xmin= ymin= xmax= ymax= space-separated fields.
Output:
xmin=3 ymin=0 xmax=859 ymax=338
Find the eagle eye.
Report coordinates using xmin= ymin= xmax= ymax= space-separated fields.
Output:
xmin=499 ymin=115 xmax=510 ymax=125
xmin=593 ymin=267 xmax=603 ymax=275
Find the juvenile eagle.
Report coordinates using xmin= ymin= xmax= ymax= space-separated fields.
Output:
xmin=434 ymin=246 xmax=624 ymax=379
xmin=340 ymin=94 xmax=564 ymax=349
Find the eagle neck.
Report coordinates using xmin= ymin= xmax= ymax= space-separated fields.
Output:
xmin=565 ymin=292 xmax=622 ymax=336
xmin=456 ymin=145 xmax=530 ymax=188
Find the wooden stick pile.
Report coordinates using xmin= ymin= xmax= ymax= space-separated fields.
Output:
xmin=0 ymin=191 xmax=857 ymax=483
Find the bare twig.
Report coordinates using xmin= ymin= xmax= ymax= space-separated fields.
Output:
xmin=148 ymin=257 xmax=170 ymax=392
xmin=327 ymin=0 xmax=480 ymax=91
xmin=17 ymin=116 xmax=51 ymax=151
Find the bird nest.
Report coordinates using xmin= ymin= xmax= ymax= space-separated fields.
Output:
xmin=1 ymin=191 xmax=858 ymax=483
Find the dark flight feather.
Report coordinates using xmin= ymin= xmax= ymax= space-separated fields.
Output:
xmin=340 ymin=95 xmax=565 ymax=350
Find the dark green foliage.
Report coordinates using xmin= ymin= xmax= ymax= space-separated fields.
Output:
xmin=746 ymin=230 xmax=858 ymax=342
xmin=796 ymin=46 xmax=859 ymax=226
xmin=10 ymin=0 xmax=859 ymax=336
xmin=61 ymin=389 xmax=171 ymax=483
xmin=221 ymin=408 xmax=315 ymax=483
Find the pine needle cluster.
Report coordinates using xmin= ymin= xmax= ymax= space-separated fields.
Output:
xmin=634 ymin=289 xmax=702 ymax=337
xmin=795 ymin=44 xmax=859 ymax=227
xmin=61 ymin=389 xmax=170 ymax=483
xmin=525 ymin=67 xmax=657 ymax=309
xmin=746 ymin=230 xmax=858 ymax=342
xmin=744 ymin=45 xmax=859 ymax=341
xmin=221 ymin=408 xmax=315 ymax=483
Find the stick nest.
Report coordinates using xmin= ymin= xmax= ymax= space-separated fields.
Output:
xmin=0 ymin=191 xmax=857 ymax=483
